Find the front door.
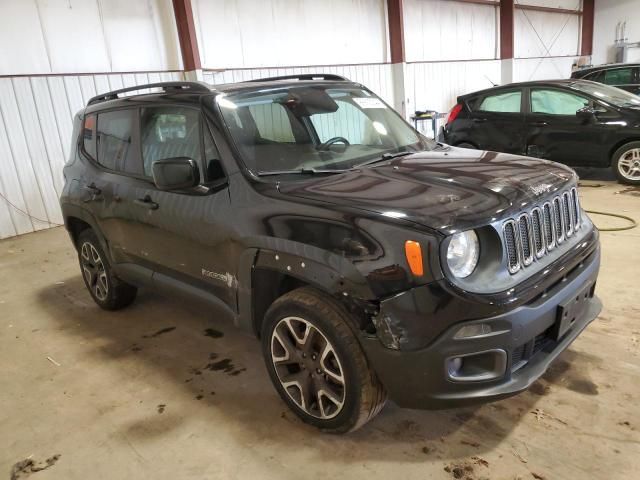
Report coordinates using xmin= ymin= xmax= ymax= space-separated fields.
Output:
xmin=523 ymin=87 xmax=615 ymax=167
xmin=120 ymin=105 xmax=237 ymax=310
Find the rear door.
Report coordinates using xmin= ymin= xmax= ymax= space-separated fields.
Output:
xmin=523 ymin=86 xmax=613 ymax=166
xmin=466 ymin=88 xmax=526 ymax=154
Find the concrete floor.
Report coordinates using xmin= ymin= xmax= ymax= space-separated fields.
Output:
xmin=1 ymin=180 xmax=639 ymax=480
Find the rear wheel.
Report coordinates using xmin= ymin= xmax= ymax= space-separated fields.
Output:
xmin=77 ymin=230 xmax=137 ymax=310
xmin=612 ymin=141 xmax=640 ymax=185
xmin=261 ymin=287 xmax=386 ymax=433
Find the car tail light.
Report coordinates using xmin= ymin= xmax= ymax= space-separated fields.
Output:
xmin=445 ymin=103 xmax=463 ymax=125
xmin=404 ymin=240 xmax=424 ymax=276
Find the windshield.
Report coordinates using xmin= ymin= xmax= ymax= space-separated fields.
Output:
xmin=216 ymin=86 xmax=434 ymax=175
xmin=570 ymin=81 xmax=640 ymax=108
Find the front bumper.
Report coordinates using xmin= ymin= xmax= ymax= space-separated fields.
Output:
xmin=360 ymin=246 xmax=601 ymax=409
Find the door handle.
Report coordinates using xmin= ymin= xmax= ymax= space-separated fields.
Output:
xmin=531 ymin=121 xmax=548 ymax=127
xmin=472 ymin=118 xmax=487 ymax=123
xmin=134 ymin=195 xmax=159 ymax=210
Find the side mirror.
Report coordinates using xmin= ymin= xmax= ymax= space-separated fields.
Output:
xmin=576 ymin=106 xmax=596 ymax=122
xmin=152 ymin=157 xmax=199 ymax=191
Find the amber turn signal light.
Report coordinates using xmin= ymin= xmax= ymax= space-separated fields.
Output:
xmin=404 ymin=240 xmax=424 ymax=276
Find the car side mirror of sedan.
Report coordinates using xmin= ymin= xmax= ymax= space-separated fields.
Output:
xmin=576 ymin=106 xmax=596 ymax=123
xmin=152 ymin=157 xmax=200 ymax=191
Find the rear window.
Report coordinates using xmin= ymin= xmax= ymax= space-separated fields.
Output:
xmin=477 ymin=91 xmax=521 ymax=113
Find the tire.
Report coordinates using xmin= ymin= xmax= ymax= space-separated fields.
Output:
xmin=261 ymin=286 xmax=386 ymax=433
xmin=77 ymin=229 xmax=137 ymax=310
xmin=612 ymin=141 xmax=640 ymax=185
xmin=456 ymin=142 xmax=477 ymax=149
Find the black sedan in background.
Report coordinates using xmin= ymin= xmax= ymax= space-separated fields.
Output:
xmin=571 ymin=63 xmax=640 ymax=95
xmin=439 ymin=79 xmax=640 ymax=184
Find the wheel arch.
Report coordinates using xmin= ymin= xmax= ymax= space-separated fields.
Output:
xmin=61 ymin=204 xmax=110 ymax=258
xmin=236 ymin=246 xmax=377 ymax=338
xmin=608 ymin=138 xmax=640 ymax=166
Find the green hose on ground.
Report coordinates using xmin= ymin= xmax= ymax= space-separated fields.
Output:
xmin=585 ymin=210 xmax=637 ymax=232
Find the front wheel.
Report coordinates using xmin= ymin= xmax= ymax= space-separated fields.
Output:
xmin=261 ymin=287 xmax=386 ymax=433
xmin=612 ymin=141 xmax=640 ymax=185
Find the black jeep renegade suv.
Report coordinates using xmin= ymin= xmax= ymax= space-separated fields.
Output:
xmin=60 ymin=75 xmax=602 ymax=433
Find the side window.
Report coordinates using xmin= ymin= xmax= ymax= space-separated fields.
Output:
xmin=83 ymin=114 xmax=97 ymax=160
xmin=248 ymin=103 xmax=295 ymax=142
xmin=586 ymin=70 xmax=605 ymax=83
xmin=477 ymin=91 xmax=522 ymax=113
xmin=140 ymin=107 xmax=202 ymax=178
xmin=604 ymin=68 xmax=633 ymax=85
xmin=96 ymin=109 xmax=139 ymax=173
xmin=204 ymin=126 xmax=225 ymax=182
xmin=531 ymin=89 xmax=589 ymax=115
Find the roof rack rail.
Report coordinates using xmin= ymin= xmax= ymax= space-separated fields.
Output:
xmin=246 ymin=73 xmax=350 ymax=83
xmin=87 ymin=81 xmax=211 ymax=106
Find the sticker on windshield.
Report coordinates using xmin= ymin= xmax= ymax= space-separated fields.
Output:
xmin=353 ymin=97 xmax=387 ymax=109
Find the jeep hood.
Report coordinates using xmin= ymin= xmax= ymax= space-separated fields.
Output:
xmin=277 ymin=148 xmax=577 ymax=234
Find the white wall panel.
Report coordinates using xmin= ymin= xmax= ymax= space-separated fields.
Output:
xmin=0 ymin=71 xmax=185 ymax=239
xmin=515 ymin=8 xmax=580 ymax=58
xmin=405 ymin=60 xmax=501 ymax=114
xmin=513 ymin=56 xmax=576 ymax=81
xmin=592 ymin=0 xmax=640 ymax=65
xmin=404 ymin=0 xmax=498 ymax=62
xmin=194 ymin=0 xmax=387 ymax=69
xmin=203 ymin=64 xmax=395 ymax=106
xmin=0 ymin=0 xmax=182 ymax=76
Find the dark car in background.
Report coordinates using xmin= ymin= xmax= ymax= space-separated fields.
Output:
xmin=571 ymin=63 xmax=640 ymax=95
xmin=439 ymin=79 xmax=640 ymax=184
xmin=60 ymin=76 xmax=601 ymax=433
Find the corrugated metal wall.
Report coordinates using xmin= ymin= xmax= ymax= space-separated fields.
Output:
xmin=0 ymin=71 xmax=185 ymax=239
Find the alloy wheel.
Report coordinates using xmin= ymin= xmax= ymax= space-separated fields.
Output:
xmin=80 ymin=242 xmax=109 ymax=302
xmin=270 ymin=316 xmax=346 ymax=419
xmin=618 ymin=148 xmax=640 ymax=181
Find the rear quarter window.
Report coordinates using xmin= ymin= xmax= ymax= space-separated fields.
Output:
xmin=476 ymin=91 xmax=522 ymax=113
xmin=83 ymin=114 xmax=97 ymax=160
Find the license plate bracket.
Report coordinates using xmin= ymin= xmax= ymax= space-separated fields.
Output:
xmin=552 ymin=283 xmax=593 ymax=341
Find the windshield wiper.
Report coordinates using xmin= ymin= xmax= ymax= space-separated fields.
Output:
xmin=256 ymin=168 xmax=347 ymax=177
xmin=353 ymin=151 xmax=414 ymax=168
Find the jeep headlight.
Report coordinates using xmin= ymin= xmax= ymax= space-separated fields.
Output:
xmin=446 ymin=230 xmax=479 ymax=278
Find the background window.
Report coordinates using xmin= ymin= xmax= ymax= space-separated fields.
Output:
xmin=140 ymin=107 xmax=201 ymax=178
xmin=531 ymin=89 xmax=589 ymax=115
xmin=96 ymin=109 xmax=138 ymax=173
xmin=312 ymin=100 xmax=371 ymax=145
xmin=83 ymin=114 xmax=97 ymax=160
xmin=248 ymin=103 xmax=295 ymax=142
xmin=478 ymin=91 xmax=521 ymax=113
xmin=604 ymin=68 xmax=633 ymax=85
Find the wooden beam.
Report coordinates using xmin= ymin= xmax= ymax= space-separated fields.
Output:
xmin=515 ymin=4 xmax=582 ymax=15
xmin=172 ymin=0 xmax=201 ymax=71
xmin=387 ymin=0 xmax=405 ymax=64
xmin=581 ymin=0 xmax=594 ymax=56
xmin=444 ymin=0 xmax=499 ymax=6
xmin=500 ymin=0 xmax=514 ymax=59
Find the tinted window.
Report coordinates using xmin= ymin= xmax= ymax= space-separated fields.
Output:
xmin=478 ymin=91 xmax=521 ymax=113
xmin=83 ymin=114 xmax=97 ymax=160
xmin=604 ymin=68 xmax=633 ymax=85
xmin=204 ymin=127 xmax=225 ymax=182
xmin=96 ymin=109 xmax=139 ymax=173
xmin=140 ymin=107 xmax=201 ymax=178
xmin=531 ymin=89 xmax=589 ymax=115
xmin=586 ymin=70 xmax=605 ymax=83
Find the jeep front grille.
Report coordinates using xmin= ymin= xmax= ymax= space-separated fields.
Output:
xmin=502 ymin=188 xmax=582 ymax=274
